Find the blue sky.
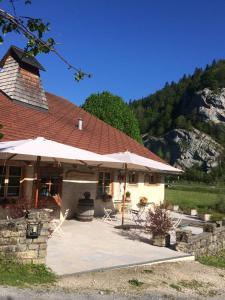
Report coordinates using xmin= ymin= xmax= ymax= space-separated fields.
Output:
xmin=1 ymin=0 xmax=225 ymax=106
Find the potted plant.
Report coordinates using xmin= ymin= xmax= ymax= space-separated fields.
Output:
xmin=145 ymin=206 xmax=173 ymax=247
xmin=125 ymin=191 xmax=131 ymax=202
xmin=139 ymin=196 xmax=148 ymax=206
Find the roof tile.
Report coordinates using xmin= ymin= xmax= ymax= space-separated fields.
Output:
xmin=0 ymin=91 xmax=165 ymax=163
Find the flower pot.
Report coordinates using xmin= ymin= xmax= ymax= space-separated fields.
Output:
xmin=173 ymin=205 xmax=179 ymax=212
xmin=140 ymin=197 xmax=148 ymax=206
xmin=152 ymin=233 xmax=170 ymax=247
xmin=199 ymin=213 xmax=211 ymax=222
xmin=190 ymin=209 xmax=198 ymax=216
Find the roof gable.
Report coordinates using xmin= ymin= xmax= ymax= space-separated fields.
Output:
xmin=0 ymin=46 xmax=45 ymax=71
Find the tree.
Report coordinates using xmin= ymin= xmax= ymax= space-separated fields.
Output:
xmin=0 ymin=0 xmax=90 ymax=81
xmin=82 ymin=92 xmax=142 ymax=143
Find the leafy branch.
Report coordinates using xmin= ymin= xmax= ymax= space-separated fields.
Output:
xmin=0 ymin=0 xmax=91 ymax=81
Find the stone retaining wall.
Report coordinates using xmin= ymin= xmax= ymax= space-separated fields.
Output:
xmin=176 ymin=223 xmax=225 ymax=257
xmin=0 ymin=209 xmax=50 ymax=264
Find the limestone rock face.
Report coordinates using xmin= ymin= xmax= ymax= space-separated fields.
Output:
xmin=184 ymin=88 xmax=225 ymax=123
xmin=144 ymin=128 xmax=223 ymax=171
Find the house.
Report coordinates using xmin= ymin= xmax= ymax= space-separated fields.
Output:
xmin=0 ymin=46 xmax=177 ymax=218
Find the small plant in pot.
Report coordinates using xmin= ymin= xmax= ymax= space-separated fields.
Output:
xmin=125 ymin=191 xmax=131 ymax=202
xmin=145 ymin=206 xmax=173 ymax=247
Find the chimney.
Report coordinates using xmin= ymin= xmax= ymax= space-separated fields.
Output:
xmin=78 ymin=118 xmax=83 ymax=130
xmin=0 ymin=46 xmax=48 ymax=110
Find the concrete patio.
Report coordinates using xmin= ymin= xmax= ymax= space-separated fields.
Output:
xmin=46 ymin=216 xmax=194 ymax=276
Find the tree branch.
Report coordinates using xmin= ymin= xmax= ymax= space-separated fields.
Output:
xmin=0 ymin=7 xmax=91 ymax=81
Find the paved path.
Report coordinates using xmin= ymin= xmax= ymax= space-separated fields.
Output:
xmin=46 ymin=219 xmax=191 ymax=275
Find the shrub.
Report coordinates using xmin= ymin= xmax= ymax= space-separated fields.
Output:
xmin=215 ymin=197 xmax=225 ymax=213
xmin=210 ymin=213 xmax=224 ymax=222
xmin=126 ymin=191 xmax=131 ymax=198
xmin=145 ymin=206 xmax=173 ymax=235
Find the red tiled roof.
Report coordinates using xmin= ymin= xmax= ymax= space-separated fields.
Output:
xmin=0 ymin=91 xmax=164 ymax=162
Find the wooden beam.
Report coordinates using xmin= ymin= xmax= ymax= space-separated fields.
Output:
xmin=34 ymin=156 xmax=41 ymax=209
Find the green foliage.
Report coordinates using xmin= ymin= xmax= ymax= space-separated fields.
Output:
xmin=215 ymin=197 xmax=225 ymax=213
xmin=0 ymin=258 xmax=57 ymax=287
xmin=82 ymin=92 xmax=142 ymax=143
xmin=198 ymin=251 xmax=225 ymax=269
xmin=165 ymin=188 xmax=222 ymax=211
xmin=0 ymin=1 xmax=90 ymax=81
xmin=182 ymin=155 xmax=225 ymax=183
xmin=169 ymin=283 xmax=182 ymax=291
xmin=128 ymin=279 xmax=144 ymax=287
xmin=130 ymin=59 xmax=225 ymax=149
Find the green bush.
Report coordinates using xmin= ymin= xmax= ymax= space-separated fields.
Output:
xmin=215 ymin=197 xmax=225 ymax=213
xmin=210 ymin=213 xmax=224 ymax=222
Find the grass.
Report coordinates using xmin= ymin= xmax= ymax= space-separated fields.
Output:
xmin=0 ymin=258 xmax=57 ymax=287
xmin=198 ymin=251 xmax=225 ymax=269
xmin=165 ymin=188 xmax=220 ymax=210
xmin=143 ymin=269 xmax=153 ymax=274
xmin=167 ymin=183 xmax=225 ymax=194
xmin=178 ymin=279 xmax=205 ymax=289
xmin=128 ymin=279 xmax=144 ymax=287
xmin=169 ymin=283 xmax=182 ymax=292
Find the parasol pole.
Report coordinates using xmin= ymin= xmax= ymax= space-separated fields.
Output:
xmin=121 ymin=163 xmax=127 ymax=226
xmin=34 ymin=156 xmax=41 ymax=208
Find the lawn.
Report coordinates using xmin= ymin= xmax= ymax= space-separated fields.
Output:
xmin=198 ymin=251 xmax=225 ymax=269
xmin=0 ymin=258 xmax=57 ymax=287
xmin=165 ymin=183 xmax=225 ymax=218
xmin=165 ymin=188 xmax=220 ymax=210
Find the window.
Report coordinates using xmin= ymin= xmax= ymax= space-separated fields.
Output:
xmin=0 ymin=166 xmax=22 ymax=197
xmin=144 ymin=173 xmax=161 ymax=185
xmin=97 ymin=172 xmax=111 ymax=197
xmin=128 ymin=172 xmax=138 ymax=184
xmin=39 ymin=167 xmax=62 ymax=198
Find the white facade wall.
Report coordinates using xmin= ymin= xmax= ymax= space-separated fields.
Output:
xmin=112 ymin=172 xmax=165 ymax=209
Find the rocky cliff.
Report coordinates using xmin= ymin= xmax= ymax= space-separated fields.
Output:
xmin=182 ymin=88 xmax=225 ymax=124
xmin=142 ymin=86 xmax=225 ymax=171
xmin=131 ymin=59 xmax=225 ymax=175
xmin=144 ymin=128 xmax=223 ymax=171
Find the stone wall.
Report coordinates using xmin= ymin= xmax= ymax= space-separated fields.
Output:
xmin=0 ymin=209 xmax=50 ymax=264
xmin=176 ymin=223 xmax=225 ymax=257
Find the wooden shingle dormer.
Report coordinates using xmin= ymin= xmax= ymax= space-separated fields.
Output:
xmin=0 ymin=46 xmax=48 ymax=110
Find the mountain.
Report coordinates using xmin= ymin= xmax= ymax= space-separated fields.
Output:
xmin=130 ymin=59 xmax=225 ymax=182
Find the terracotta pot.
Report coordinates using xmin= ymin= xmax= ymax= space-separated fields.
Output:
xmin=152 ymin=233 xmax=170 ymax=247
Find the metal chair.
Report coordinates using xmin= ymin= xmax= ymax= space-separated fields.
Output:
xmin=131 ymin=209 xmax=144 ymax=228
xmin=49 ymin=208 xmax=69 ymax=237
xmin=103 ymin=208 xmax=116 ymax=221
